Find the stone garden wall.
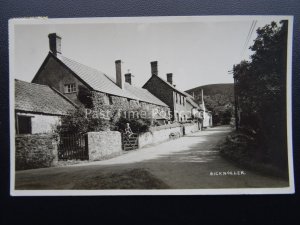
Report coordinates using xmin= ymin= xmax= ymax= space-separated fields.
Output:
xmin=87 ymin=131 xmax=122 ymax=161
xmin=138 ymin=124 xmax=183 ymax=148
xmin=15 ymin=134 xmax=58 ymax=170
xmin=138 ymin=123 xmax=200 ymax=148
xmin=183 ymin=122 xmax=200 ymax=135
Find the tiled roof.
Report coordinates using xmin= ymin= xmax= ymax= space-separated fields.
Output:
xmin=56 ymin=54 xmax=168 ymax=107
xmin=186 ymin=97 xmax=199 ymax=108
xmin=58 ymin=55 xmax=136 ymax=100
xmin=124 ymin=83 xmax=168 ymax=107
xmin=15 ymin=79 xmax=76 ymax=115
xmin=183 ymin=91 xmax=194 ymax=99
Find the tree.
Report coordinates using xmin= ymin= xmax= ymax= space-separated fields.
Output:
xmin=233 ymin=20 xmax=288 ymax=170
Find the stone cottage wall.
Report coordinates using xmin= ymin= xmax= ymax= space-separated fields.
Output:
xmin=16 ymin=112 xmax=60 ymax=134
xmin=91 ymin=91 xmax=109 ymax=105
xmin=15 ymin=134 xmax=58 ymax=170
xmin=87 ymin=131 xmax=122 ymax=161
xmin=91 ymin=90 xmax=169 ymax=121
xmin=143 ymin=75 xmax=174 ymax=108
xmin=32 ymin=55 xmax=86 ymax=105
xmin=203 ymin=111 xmax=213 ymax=127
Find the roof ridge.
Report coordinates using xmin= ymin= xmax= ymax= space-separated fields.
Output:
xmin=58 ymin=54 xmax=130 ymax=93
xmin=154 ymin=75 xmax=188 ymax=96
xmin=49 ymin=53 xmax=167 ymax=107
xmin=49 ymin=86 xmax=79 ymax=108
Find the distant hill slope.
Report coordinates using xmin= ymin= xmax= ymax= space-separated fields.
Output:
xmin=185 ymin=83 xmax=234 ymax=100
xmin=185 ymin=83 xmax=234 ymax=125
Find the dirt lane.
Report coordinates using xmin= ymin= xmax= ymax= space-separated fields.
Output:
xmin=15 ymin=126 xmax=289 ymax=189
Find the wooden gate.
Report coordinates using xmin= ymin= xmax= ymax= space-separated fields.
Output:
xmin=58 ymin=133 xmax=88 ymax=160
xmin=122 ymin=133 xmax=139 ymax=151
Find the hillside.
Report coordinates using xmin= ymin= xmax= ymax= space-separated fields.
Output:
xmin=185 ymin=83 xmax=234 ymax=125
xmin=186 ymin=83 xmax=234 ymax=99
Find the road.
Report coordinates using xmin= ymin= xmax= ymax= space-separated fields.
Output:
xmin=15 ymin=126 xmax=289 ymax=190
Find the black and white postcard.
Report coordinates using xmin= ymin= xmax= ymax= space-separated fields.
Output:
xmin=9 ymin=16 xmax=294 ymax=195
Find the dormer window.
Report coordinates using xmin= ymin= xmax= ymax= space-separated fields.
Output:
xmin=64 ymin=83 xmax=76 ymax=93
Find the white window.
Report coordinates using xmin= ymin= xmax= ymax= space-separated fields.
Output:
xmin=64 ymin=83 xmax=76 ymax=93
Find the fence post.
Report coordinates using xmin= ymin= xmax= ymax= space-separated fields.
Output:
xmin=85 ymin=133 xmax=89 ymax=160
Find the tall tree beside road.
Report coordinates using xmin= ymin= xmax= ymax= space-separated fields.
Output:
xmin=233 ymin=21 xmax=288 ymax=170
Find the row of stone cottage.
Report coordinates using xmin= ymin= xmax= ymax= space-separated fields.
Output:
xmin=15 ymin=33 xmax=212 ymax=136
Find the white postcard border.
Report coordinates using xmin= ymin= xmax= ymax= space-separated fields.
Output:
xmin=9 ymin=15 xmax=295 ymax=196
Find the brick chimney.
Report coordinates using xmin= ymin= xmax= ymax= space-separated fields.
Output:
xmin=115 ymin=60 xmax=124 ymax=89
xmin=48 ymin=33 xmax=61 ymax=56
xmin=125 ymin=73 xmax=132 ymax=85
xmin=151 ymin=61 xmax=158 ymax=76
xmin=167 ymin=73 xmax=173 ymax=85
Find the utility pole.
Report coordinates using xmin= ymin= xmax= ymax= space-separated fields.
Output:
xmin=233 ymin=76 xmax=239 ymax=130
xmin=201 ymin=89 xmax=205 ymax=119
xmin=229 ymin=70 xmax=239 ymax=131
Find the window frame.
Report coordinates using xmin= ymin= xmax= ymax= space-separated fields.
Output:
xmin=16 ymin=115 xmax=32 ymax=134
xmin=64 ymin=83 xmax=77 ymax=93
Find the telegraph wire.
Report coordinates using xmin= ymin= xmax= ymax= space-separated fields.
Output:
xmin=241 ymin=20 xmax=257 ymax=59
xmin=240 ymin=21 xmax=254 ymax=58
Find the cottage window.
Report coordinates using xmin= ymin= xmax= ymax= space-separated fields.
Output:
xmin=180 ymin=95 xmax=182 ymax=105
xmin=183 ymin=97 xmax=185 ymax=106
xmin=176 ymin=93 xmax=178 ymax=103
xmin=64 ymin=83 xmax=76 ymax=93
xmin=17 ymin=115 xmax=32 ymax=134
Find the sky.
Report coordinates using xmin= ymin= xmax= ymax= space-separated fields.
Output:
xmin=13 ymin=17 xmax=281 ymax=91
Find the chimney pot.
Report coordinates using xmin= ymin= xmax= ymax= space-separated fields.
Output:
xmin=115 ymin=60 xmax=124 ymax=89
xmin=48 ymin=33 xmax=62 ymax=56
xmin=167 ymin=73 xmax=173 ymax=85
xmin=150 ymin=61 xmax=158 ymax=76
xmin=125 ymin=73 xmax=132 ymax=85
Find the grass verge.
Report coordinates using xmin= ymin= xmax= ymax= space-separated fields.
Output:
xmin=72 ymin=168 xmax=170 ymax=189
xmin=218 ymin=131 xmax=289 ymax=180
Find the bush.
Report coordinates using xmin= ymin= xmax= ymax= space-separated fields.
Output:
xmin=219 ymin=131 xmax=288 ymax=179
xmin=56 ymin=107 xmax=110 ymax=135
xmin=115 ymin=117 xmax=152 ymax=134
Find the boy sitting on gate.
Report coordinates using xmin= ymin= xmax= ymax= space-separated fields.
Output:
xmin=124 ymin=123 xmax=133 ymax=137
